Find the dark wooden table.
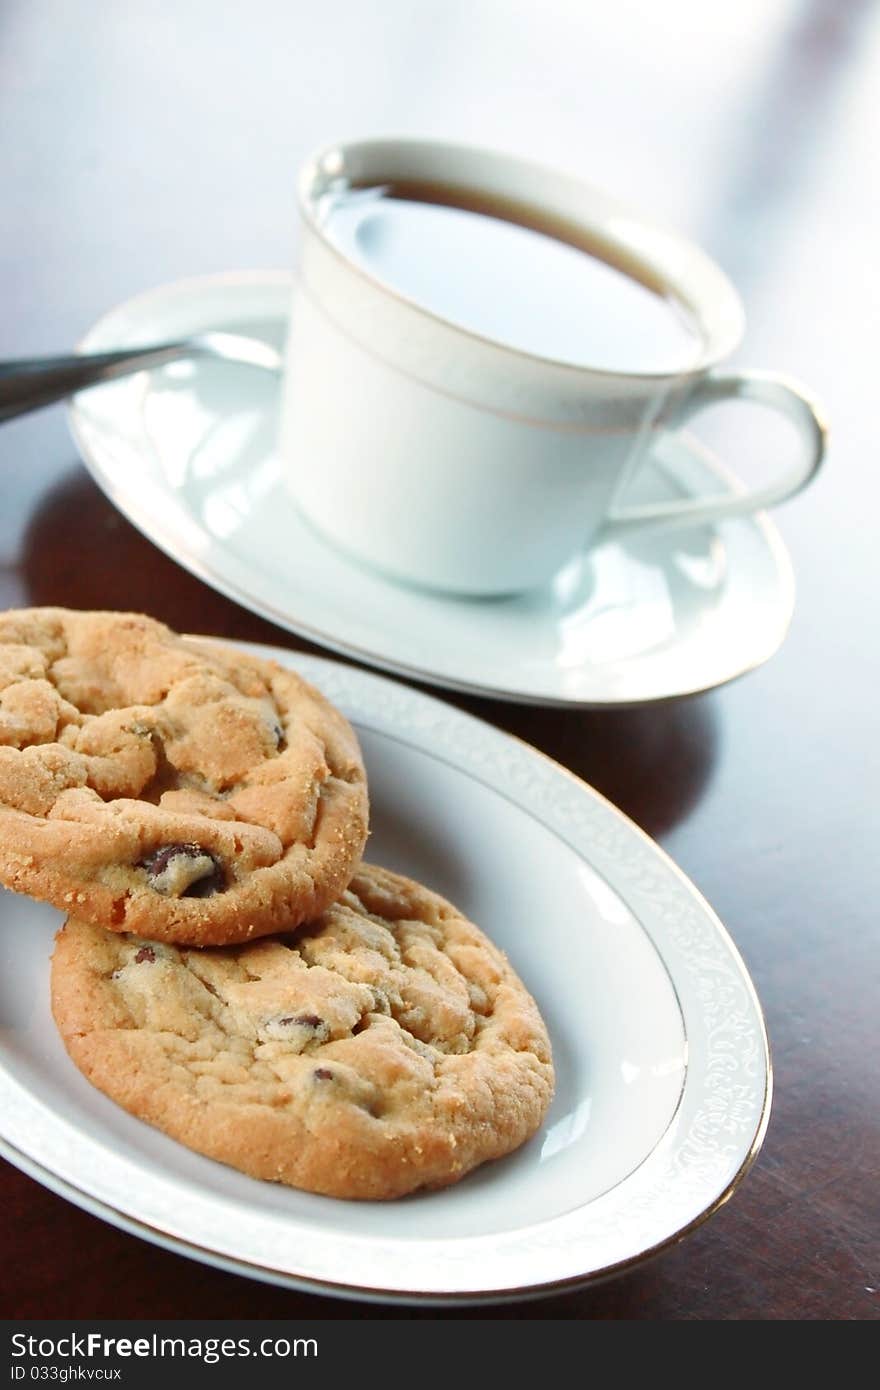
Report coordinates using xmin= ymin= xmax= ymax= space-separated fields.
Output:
xmin=1 ymin=0 xmax=877 ymax=1322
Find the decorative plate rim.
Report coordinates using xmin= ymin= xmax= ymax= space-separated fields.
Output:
xmin=0 ymin=645 xmax=772 ymax=1304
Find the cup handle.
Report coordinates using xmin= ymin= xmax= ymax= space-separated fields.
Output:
xmin=599 ymin=368 xmax=828 ymax=541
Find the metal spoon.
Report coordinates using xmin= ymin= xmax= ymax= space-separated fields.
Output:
xmin=0 ymin=332 xmax=282 ymax=423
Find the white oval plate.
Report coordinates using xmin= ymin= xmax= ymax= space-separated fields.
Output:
xmin=67 ymin=271 xmax=795 ymax=708
xmin=0 ymin=646 xmax=771 ymax=1304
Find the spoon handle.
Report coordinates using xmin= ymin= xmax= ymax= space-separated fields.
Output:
xmin=0 ymin=333 xmax=280 ymax=423
xmin=0 ymin=344 xmax=191 ymax=422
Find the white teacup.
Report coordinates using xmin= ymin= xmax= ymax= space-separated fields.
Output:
xmin=280 ymin=137 xmax=826 ymax=596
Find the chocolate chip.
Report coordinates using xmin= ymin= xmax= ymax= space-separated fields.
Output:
xmin=185 ymin=869 xmax=225 ymax=898
xmin=272 ymin=722 xmax=285 ymax=749
xmin=313 ymin=1067 xmax=334 ymax=1081
xmin=141 ymin=842 xmax=225 ymax=897
xmin=144 ymin=842 xmax=210 ymax=877
xmin=134 ymin=946 xmax=155 ymax=963
xmin=264 ymin=1012 xmax=329 ymax=1045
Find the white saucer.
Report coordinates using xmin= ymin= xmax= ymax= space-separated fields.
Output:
xmin=0 ymin=645 xmax=770 ymax=1304
xmin=69 ymin=272 xmax=795 ymax=707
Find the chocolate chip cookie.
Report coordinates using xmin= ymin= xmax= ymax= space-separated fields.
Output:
xmin=0 ymin=608 xmax=368 ymax=945
xmin=50 ymin=863 xmax=554 ymax=1199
